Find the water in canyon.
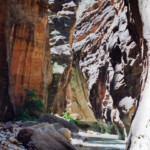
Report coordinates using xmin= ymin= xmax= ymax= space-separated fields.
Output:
xmin=74 ymin=131 xmax=126 ymax=150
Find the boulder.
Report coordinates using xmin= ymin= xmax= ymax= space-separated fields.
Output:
xmin=17 ymin=123 xmax=76 ymax=150
xmin=42 ymin=114 xmax=79 ymax=133
xmin=32 ymin=122 xmax=71 ymax=141
xmin=32 ymin=122 xmax=56 ymax=131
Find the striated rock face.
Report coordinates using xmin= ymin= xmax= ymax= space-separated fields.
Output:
xmin=47 ymin=0 xmax=78 ymax=114
xmin=47 ymin=0 xmax=96 ymax=122
xmin=0 ymin=0 xmax=51 ymax=121
xmin=10 ymin=0 xmax=51 ymax=107
xmin=72 ymin=0 xmax=145 ymax=139
xmin=69 ymin=60 xmax=96 ymax=122
xmin=127 ymin=0 xmax=150 ymax=150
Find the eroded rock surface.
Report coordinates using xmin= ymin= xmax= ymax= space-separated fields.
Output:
xmin=69 ymin=61 xmax=96 ymax=122
xmin=47 ymin=0 xmax=97 ymax=123
xmin=127 ymin=0 xmax=150 ymax=150
xmin=0 ymin=0 xmax=51 ymax=121
xmin=72 ymin=0 xmax=145 ymax=139
xmin=10 ymin=0 xmax=51 ymax=107
xmin=17 ymin=123 xmax=76 ymax=150
xmin=47 ymin=0 xmax=78 ymax=115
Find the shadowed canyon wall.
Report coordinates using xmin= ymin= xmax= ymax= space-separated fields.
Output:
xmin=0 ymin=0 xmax=15 ymax=121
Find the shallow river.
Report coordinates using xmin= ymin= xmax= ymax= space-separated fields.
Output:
xmin=74 ymin=131 xmax=126 ymax=150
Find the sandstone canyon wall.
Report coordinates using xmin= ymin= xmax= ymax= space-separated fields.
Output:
xmin=47 ymin=0 xmax=144 ymax=139
xmin=68 ymin=0 xmax=144 ymax=139
xmin=70 ymin=0 xmax=150 ymax=146
xmin=0 ymin=0 xmax=15 ymax=121
xmin=127 ymin=0 xmax=150 ymax=150
xmin=10 ymin=0 xmax=51 ymax=107
xmin=47 ymin=0 xmax=78 ymax=115
xmin=0 ymin=0 xmax=51 ymax=121
xmin=47 ymin=0 xmax=96 ymax=122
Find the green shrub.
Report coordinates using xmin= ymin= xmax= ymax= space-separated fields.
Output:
xmin=24 ymin=99 xmax=44 ymax=115
xmin=16 ymin=88 xmax=44 ymax=121
xmin=24 ymin=88 xmax=37 ymax=98
xmin=61 ymin=109 xmax=80 ymax=125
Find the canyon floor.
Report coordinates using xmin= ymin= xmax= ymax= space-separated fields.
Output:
xmin=0 ymin=120 xmax=126 ymax=150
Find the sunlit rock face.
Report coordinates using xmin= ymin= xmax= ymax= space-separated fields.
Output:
xmin=47 ymin=0 xmax=78 ymax=114
xmin=68 ymin=0 xmax=97 ymax=123
xmin=10 ymin=0 xmax=51 ymax=107
xmin=69 ymin=60 xmax=96 ymax=122
xmin=127 ymin=0 xmax=150 ymax=150
xmin=73 ymin=0 xmax=145 ymax=139
xmin=48 ymin=0 xmax=96 ymax=122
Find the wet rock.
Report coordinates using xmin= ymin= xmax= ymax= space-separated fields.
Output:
xmin=71 ymin=132 xmax=87 ymax=141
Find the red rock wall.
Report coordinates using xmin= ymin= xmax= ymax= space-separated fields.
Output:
xmin=10 ymin=0 xmax=51 ymax=107
xmin=0 ymin=0 xmax=51 ymax=121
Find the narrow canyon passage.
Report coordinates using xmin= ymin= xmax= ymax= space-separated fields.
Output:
xmin=0 ymin=0 xmax=150 ymax=150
